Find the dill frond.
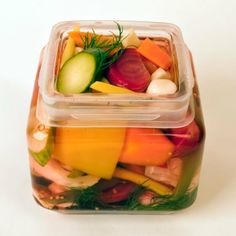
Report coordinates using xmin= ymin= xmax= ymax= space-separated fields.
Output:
xmin=80 ymin=22 xmax=124 ymax=71
xmin=127 ymin=187 xmax=198 ymax=211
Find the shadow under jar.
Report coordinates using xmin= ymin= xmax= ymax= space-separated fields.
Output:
xmin=26 ymin=21 xmax=205 ymax=214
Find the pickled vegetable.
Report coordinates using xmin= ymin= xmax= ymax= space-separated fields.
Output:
xmin=107 ymin=48 xmax=150 ymax=92
xmin=60 ymin=37 xmax=75 ymax=67
xmin=90 ymin=81 xmax=134 ymax=94
xmin=113 ymin=168 xmax=173 ymax=195
xmin=57 ymin=50 xmax=99 ymax=94
xmin=100 ymin=182 xmax=136 ymax=203
xmin=53 ymin=128 xmax=126 ymax=179
xmin=137 ymin=38 xmax=172 ymax=69
xmin=122 ymin=28 xmax=141 ymax=48
xmin=119 ymin=128 xmax=175 ymax=166
xmin=146 ymin=79 xmax=177 ymax=95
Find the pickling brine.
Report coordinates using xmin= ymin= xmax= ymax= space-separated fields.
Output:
xmin=27 ymin=21 xmax=205 ymax=213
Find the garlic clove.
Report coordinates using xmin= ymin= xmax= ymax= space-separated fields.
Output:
xmin=146 ymin=79 xmax=177 ymax=95
xmin=122 ymin=28 xmax=141 ymax=48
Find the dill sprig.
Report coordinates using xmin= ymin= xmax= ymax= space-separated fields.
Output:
xmin=44 ymin=182 xmax=197 ymax=211
xmin=82 ymin=22 xmax=123 ymax=53
xmin=72 ymin=186 xmax=100 ymax=209
xmin=68 ymin=185 xmax=109 ymax=210
xmin=126 ymin=182 xmax=149 ymax=209
xmin=44 ymin=186 xmax=103 ymax=209
xmin=81 ymin=22 xmax=124 ymax=70
xmin=126 ymin=187 xmax=198 ymax=211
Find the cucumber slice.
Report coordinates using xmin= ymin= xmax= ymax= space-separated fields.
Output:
xmin=27 ymin=107 xmax=55 ymax=166
xmin=57 ymin=51 xmax=98 ymax=94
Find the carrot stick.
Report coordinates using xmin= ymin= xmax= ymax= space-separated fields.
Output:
xmin=68 ymin=31 xmax=120 ymax=56
xmin=137 ymin=38 xmax=172 ymax=70
xmin=68 ymin=31 xmax=114 ymax=47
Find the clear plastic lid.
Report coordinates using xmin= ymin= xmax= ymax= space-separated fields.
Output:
xmin=37 ymin=20 xmax=195 ymax=128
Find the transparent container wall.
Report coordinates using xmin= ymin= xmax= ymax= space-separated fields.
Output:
xmin=27 ymin=22 xmax=205 ymax=213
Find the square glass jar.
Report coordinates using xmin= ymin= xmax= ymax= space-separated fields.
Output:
xmin=27 ymin=21 xmax=205 ymax=213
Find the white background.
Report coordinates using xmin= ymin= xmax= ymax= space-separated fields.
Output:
xmin=1 ymin=0 xmax=236 ymax=235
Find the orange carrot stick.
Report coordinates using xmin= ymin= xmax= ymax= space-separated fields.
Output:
xmin=68 ymin=31 xmax=119 ymax=56
xmin=137 ymin=38 xmax=172 ymax=70
xmin=68 ymin=31 xmax=113 ymax=47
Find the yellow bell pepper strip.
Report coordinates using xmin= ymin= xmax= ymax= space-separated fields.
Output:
xmin=90 ymin=81 xmax=135 ymax=94
xmin=60 ymin=37 xmax=76 ymax=67
xmin=53 ymin=128 xmax=126 ymax=179
xmin=113 ymin=168 xmax=173 ymax=195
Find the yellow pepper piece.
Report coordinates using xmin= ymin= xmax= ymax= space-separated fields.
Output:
xmin=60 ymin=37 xmax=75 ymax=67
xmin=54 ymin=128 xmax=126 ymax=179
xmin=90 ymin=81 xmax=135 ymax=94
xmin=113 ymin=168 xmax=173 ymax=195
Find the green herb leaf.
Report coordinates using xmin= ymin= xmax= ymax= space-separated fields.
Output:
xmin=127 ymin=187 xmax=198 ymax=211
xmin=81 ymin=22 xmax=124 ymax=71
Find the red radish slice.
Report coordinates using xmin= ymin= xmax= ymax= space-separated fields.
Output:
xmin=100 ymin=182 xmax=136 ymax=203
xmin=107 ymin=48 xmax=151 ymax=92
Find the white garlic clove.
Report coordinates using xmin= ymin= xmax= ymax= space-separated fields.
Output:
xmin=146 ymin=79 xmax=177 ymax=95
xmin=122 ymin=28 xmax=141 ymax=48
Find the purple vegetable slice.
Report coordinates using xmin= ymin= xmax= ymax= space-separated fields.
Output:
xmin=100 ymin=182 xmax=136 ymax=203
xmin=107 ymin=48 xmax=151 ymax=92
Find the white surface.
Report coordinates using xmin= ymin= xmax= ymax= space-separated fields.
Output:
xmin=1 ymin=0 xmax=236 ymax=235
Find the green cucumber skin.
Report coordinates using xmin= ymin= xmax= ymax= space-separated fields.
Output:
xmin=57 ymin=49 xmax=105 ymax=94
xmin=29 ymin=128 xmax=55 ymax=166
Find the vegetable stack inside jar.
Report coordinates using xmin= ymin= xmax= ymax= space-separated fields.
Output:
xmin=27 ymin=21 xmax=205 ymax=212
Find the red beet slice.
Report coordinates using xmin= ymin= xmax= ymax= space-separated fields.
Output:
xmin=170 ymin=121 xmax=201 ymax=156
xmin=107 ymin=48 xmax=151 ymax=92
xmin=100 ymin=182 xmax=136 ymax=203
